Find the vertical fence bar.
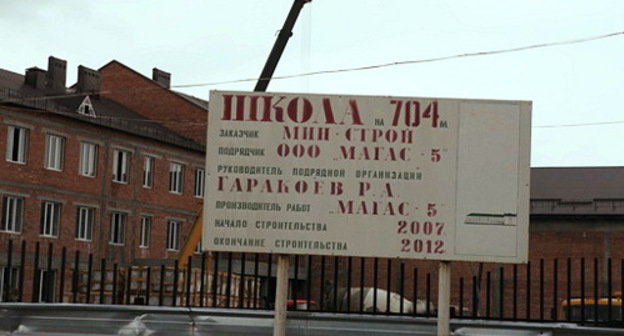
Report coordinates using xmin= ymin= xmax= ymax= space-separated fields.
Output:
xmin=172 ymin=260 xmax=179 ymax=307
xmin=200 ymin=252 xmax=206 ymax=307
xmin=86 ymin=253 xmax=93 ymax=304
xmin=72 ymin=250 xmax=80 ymax=303
xmin=120 ymin=266 xmax=126 ymax=304
xmin=293 ymin=256 xmax=299 ymax=310
xmin=31 ymin=242 xmax=40 ymax=302
xmin=253 ymin=253 xmax=260 ymax=309
xmin=99 ymin=258 xmax=106 ymax=304
xmin=4 ymin=240 xmax=12 ymax=302
xmin=224 ymin=253 xmax=231 ymax=308
xmin=126 ymin=266 xmax=132 ymax=305
xmin=459 ymin=277 xmax=464 ymax=318
xmin=119 ymin=265 xmax=127 ymax=305
xmin=413 ymin=268 xmax=418 ymax=316
xmin=46 ymin=243 xmax=54 ymax=292
xmin=145 ymin=266 xmax=151 ymax=306
xmin=553 ymin=259 xmax=558 ymax=321
xmin=386 ymin=259 xmax=392 ymax=314
xmin=186 ymin=256 xmax=192 ymax=307
xmin=426 ymin=273 xmax=431 ymax=317
xmin=526 ymin=261 xmax=531 ymax=320
xmin=46 ymin=243 xmax=53 ymax=302
xmin=58 ymin=247 xmax=66 ymax=303
xmin=320 ymin=256 xmax=326 ymax=311
xmin=212 ymin=252 xmax=219 ymax=307
xmin=347 ymin=257 xmax=353 ymax=313
xmin=239 ymin=253 xmax=246 ymax=308
xmin=540 ymin=259 xmax=545 ymax=321
xmin=40 ymin=243 xmax=54 ymax=302
xmin=567 ymin=258 xmax=572 ymax=321
xmin=513 ymin=264 xmax=518 ymax=320
xmin=159 ymin=264 xmax=165 ymax=306
xmin=593 ymin=258 xmax=599 ymax=326
xmin=499 ymin=267 xmax=504 ymax=319
xmin=580 ymin=258 xmax=585 ymax=324
xmin=607 ymin=258 xmax=612 ymax=321
xmin=18 ymin=240 xmax=26 ymax=302
xmin=486 ymin=271 xmax=491 ymax=318
xmin=620 ymin=260 xmax=624 ymax=322
xmin=112 ymin=264 xmax=118 ymax=304
xmin=472 ymin=276 xmax=478 ymax=318
xmin=307 ymin=255 xmax=312 ymax=311
xmin=267 ymin=254 xmax=273 ymax=309
xmin=373 ymin=258 xmax=378 ymax=314
xmin=333 ymin=256 xmax=339 ymax=313
xmin=399 ymin=262 xmax=405 ymax=315
xmin=360 ymin=258 xmax=365 ymax=313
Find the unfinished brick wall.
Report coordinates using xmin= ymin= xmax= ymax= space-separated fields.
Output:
xmin=99 ymin=61 xmax=208 ymax=144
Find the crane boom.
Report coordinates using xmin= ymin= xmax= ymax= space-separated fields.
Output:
xmin=178 ymin=0 xmax=311 ymax=268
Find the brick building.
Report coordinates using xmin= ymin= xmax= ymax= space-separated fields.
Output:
xmin=2 ymin=56 xmax=624 ymax=320
xmin=0 ymin=57 xmax=209 ymax=300
xmin=317 ymin=166 xmax=624 ymax=319
xmin=99 ymin=60 xmax=208 ymax=144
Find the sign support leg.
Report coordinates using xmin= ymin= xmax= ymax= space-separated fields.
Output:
xmin=437 ymin=261 xmax=451 ymax=336
xmin=273 ymin=254 xmax=290 ymax=336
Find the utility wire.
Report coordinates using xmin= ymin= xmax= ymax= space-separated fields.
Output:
xmin=534 ymin=120 xmax=624 ymax=128
xmin=1 ymin=30 xmax=622 ymax=105
xmin=174 ymin=30 xmax=624 ymax=89
xmin=1 ymin=30 xmax=624 ymax=129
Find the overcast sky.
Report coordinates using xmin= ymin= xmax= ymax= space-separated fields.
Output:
xmin=1 ymin=1 xmax=622 ymax=167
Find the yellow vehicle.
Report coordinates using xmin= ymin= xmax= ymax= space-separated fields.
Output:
xmin=560 ymin=295 xmax=623 ymax=322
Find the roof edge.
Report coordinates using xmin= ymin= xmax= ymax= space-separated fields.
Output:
xmin=99 ymin=60 xmax=208 ymax=110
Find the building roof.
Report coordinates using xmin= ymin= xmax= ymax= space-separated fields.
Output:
xmin=531 ymin=167 xmax=624 ymax=216
xmin=57 ymin=95 xmax=205 ymax=152
xmin=99 ymin=60 xmax=209 ymax=110
xmin=0 ymin=68 xmax=23 ymax=90
xmin=0 ymin=68 xmax=57 ymax=97
xmin=176 ymin=91 xmax=209 ymax=110
xmin=0 ymin=68 xmax=205 ymax=152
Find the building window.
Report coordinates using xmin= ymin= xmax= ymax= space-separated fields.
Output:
xmin=1 ymin=196 xmax=23 ymax=233
xmin=35 ymin=269 xmax=55 ymax=303
xmin=44 ymin=134 xmax=65 ymax=171
xmin=75 ymin=206 xmax=94 ymax=241
xmin=143 ymin=156 xmax=155 ymax=188
xmin=110 ymin=212 xmax=126 ymax=245
xmin=194 ymin=168 xmax=205 ymax=198
xmin=79 ymin=142 xmax=97 ymax=177
xmin=40 ymin=201 xmax=61 ymax=237
xmin=5 ymin=126 xmax=28 ymax=163
xmin=169 ymin=162 xmax=184 ymax=194
xmin=76 ymin=96 xmax=96 ymax=117
xmin=166 ymin=220 xmax=181 ymax=251
xmin=0 ymin=266 xmax=19 ymax=302
xmin=112 ymin=149 xmax=129 ymax=183
xmin=139 ymin=216 xmax=151 ymax=248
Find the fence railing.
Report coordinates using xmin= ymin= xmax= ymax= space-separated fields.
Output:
xmin=1 ymin=239 xmax=623 ymax=328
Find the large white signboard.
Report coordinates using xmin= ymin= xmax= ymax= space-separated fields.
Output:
xmin=204 ymin=91 xmax=531 ymax=263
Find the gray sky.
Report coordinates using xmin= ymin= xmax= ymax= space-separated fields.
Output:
xmin=1 ymin=1 xmax=622 ymax=167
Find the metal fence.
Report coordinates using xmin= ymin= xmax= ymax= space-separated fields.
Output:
xmin=1 ymin=239 xmax=623 ymax=328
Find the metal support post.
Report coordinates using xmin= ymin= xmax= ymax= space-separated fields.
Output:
xmin=274 ymin=255 xmax=290 ymax=336
xmin=437 ymin=261 xmax=451 ymax=336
